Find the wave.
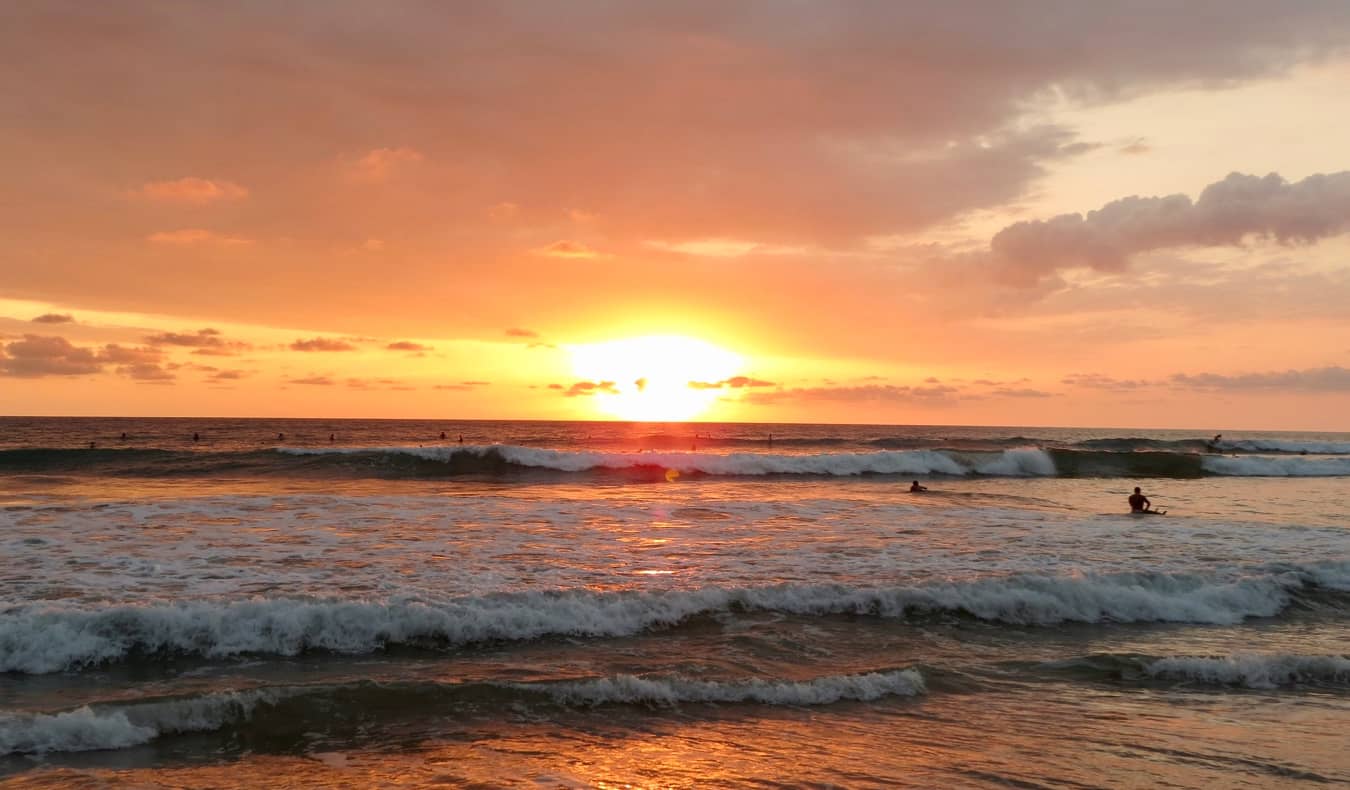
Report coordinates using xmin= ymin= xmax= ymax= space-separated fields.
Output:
xmin=1144 ymin=654 xmax=1350 ymax=689
xmin=0 ymin=688 xmax=281 ymax=756
xmin=4 ymin=564 xmax=1344 ymax=674
xmin=1200 ymin=455 xmax=1350 ymax=477
xmin=1 ymin=669 xmax=924 ymax=755
xmin=531 ymin=668 xmax=925 ymax=707
xmin=1038 ymin=652 xmax=1350 ymax=690
xmin=5 ymin=443 xmax=1349 ymax=479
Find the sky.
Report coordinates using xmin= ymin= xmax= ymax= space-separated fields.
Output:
xmin=2 ymin=1 xmax=1349 ymax=430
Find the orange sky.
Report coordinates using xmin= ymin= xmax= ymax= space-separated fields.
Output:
xmin=2 ymin=2 xmax=1349 ymax=430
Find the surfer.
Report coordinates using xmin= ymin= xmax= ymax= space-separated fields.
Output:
xmin=910 ymin=480 xmax=928 ymax=492
xmin=1128 ymin=486 xmax=1159 ymax=513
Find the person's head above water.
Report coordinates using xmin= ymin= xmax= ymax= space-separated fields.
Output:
xmin=1134 ymin=487 xmax=1141 ymax=494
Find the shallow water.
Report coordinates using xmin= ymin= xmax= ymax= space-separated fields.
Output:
xmin=2 ymin=418 xmax=1347 ymax=787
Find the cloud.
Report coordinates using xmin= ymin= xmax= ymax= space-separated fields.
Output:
xmin=0 ymin=335 xmax=102 ymax=377
xmin=144 ymin=328 xmax=251 ymax=355
xmin=646 ymin=239 xmax=808 ymax=258
xmin=146 ymin=229 xmax=252 ymax=245
xmin=386 ymin=341 xmax=430 ymax=351
xmin=1119 ymin=139 xmax=1151 ymax=156
xmin=1062 ymin=373 xmax=1153 ymax=390
xmin=348 ymin=146 xmax=424 ymax=181
xmin=505 ymin=328 xmax=539 ymax=338
xmin=989 ymin=387 xmax=1053 ymax=398
xmin=1171 ymin=366 xmax=1350 ymax=391
xmin=688 ymin=376 xmax=776 ymax=390
xmin=564 ymin=380 xmax=619 ymax=397
xmin=31 ymin=313 xmax=74 ymax=324
xmin=206 ymin=369 xmax=248 ymax=381
xmin=290 ymin=337 xmax=357 ymax=352
xmin=133 ymin=177 xmax=248 ymax=203
xmin=0 ymin=335 xmax=170 ymax=380
xmin=289 ymin=376 xmax=335 ymax=386
xmin=745 ymin=383 xmax=960 ymax=406
xmin=535 ymin=241 xmax=606 ymax=259
xmin=990 ymin=171 xmax=1350 ymax=283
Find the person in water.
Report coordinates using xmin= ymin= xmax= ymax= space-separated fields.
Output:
xmin=910 ymin=480 xmax=928 ymax=492
xmin=1128 ymin=486 xmax=1153 ymax=513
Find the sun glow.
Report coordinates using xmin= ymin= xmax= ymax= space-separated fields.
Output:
xmin=567 ymin=335 xmax=744 ymax=421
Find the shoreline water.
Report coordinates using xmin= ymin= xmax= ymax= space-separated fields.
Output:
xmin=3 ymin=418 xmax=1347 ymax=786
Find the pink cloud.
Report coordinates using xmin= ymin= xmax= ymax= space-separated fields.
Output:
xmin=146 ymin=229 xmax=252 ymax=245
xmin=133 ymin=177 xmax=248 ymax=204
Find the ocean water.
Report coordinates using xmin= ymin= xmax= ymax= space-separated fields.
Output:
xmin=1 ymin=417 xmax=1347 ymax=788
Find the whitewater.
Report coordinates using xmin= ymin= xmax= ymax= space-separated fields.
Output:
xmin=1 ymin=417 xmax=1347 ymax=788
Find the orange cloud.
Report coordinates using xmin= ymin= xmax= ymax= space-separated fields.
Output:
xmin=348 ymin=147 xmax=424 ymax=181
xmin=290 ymin=338 xmax=357 ymax=352
xmin=133 ymin=177 xmax=248 ymax=204
xmin=146 ymin=229 xmax=252 ymax=245
xmin=535 ymin=240 xmax=606 ymax=259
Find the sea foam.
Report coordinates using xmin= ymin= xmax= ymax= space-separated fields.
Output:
xmin=2 ymin=566 xmax=1333 ymax=674
xmin=1145 ymin=654 xmax=1350 ymax=689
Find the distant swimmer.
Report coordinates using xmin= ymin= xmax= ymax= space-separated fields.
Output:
xmin=192 ymin=432 xmax=200 ymax=443
xmin=1206 ymin=433 xmax=1223 ymax=453
xmin=89 ymin=441 xmax=96 ymax=449
xmin=120 ymin=432 xmax=127 ymax=441
xmin=458 ymin=434 xmax=464 ymax=444
xmin=440 ymin=431 xmax=446 ymax=440
xmin=910 ymin=480 xmax=928 ymax=492
xmin=278 ymin=432 xmax=285 ymax=441
xmin=1128 ymin=486 xmax=1163 ymax=514
xmin=330 ymin=433 xmax=335 ymax=442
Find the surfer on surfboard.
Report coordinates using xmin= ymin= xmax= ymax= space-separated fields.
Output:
xmin=1128 ymin=486 xmax=1164 ymax=514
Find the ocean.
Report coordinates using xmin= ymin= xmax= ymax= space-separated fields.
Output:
xmin=1 ymin=416 xmax=1347 ymax=788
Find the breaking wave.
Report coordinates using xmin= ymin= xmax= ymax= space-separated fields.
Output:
xmin=4 ymin=564 xmax=1344 ymax=674
xmin=1 ymin=669 xmax=924 ymax=755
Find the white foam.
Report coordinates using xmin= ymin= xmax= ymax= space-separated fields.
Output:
xmin=0 ymin=689 xmax=276 ymax=755
xmin=1201 ymin=455 xmax=1350 ymax=476
xmin=279 ymin=445 xmax=1060 ymax=477
xmin=1220 ymin=439 xmax=1350 ymax=455
xmin=1 ymin=568 xmax=1324 ymax=673
xmin=537 ymin=669 xmax=925 ymax=707
xmin=1146 ymin=654 xmax=1350 ymax=689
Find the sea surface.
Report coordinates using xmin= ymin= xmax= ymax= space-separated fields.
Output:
xmin=1 ymin=417 xmax=1347 ymax=788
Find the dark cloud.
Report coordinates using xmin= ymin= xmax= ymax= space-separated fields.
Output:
xmin=506 ymin=328 xmax=539 ymax=338
xmin=688 ymin=376 xmax=776 ymax=390
xmin=289 ymin=375 xmax=335 ymax=385
xmin=990 ymin=171 xmax=1350 ymax=283
xmin=0 ymin=335 xmax=102 ymax=377
xmin=145 ymin=328 xmax=252 ymax=355
xmin=386 ymin=341 xmax=430 ymax=351
xmin=31 ymin=313 xmax=74 ymax=324
xmin=207 ymin=369 xmax=248 ymax=381
xmin=290 ymin=338 xmax=358 ymax=352
xmin=1171 ymin=366 xmax=1350 ymax=391
xmin=0 ymin=335 xmax=172 ymax=379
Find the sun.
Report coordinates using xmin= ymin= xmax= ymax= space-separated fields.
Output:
xmin=567 ymin=335 xmax=744 ymax=421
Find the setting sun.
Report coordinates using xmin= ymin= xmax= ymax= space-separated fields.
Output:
xmin=567 ymin=335 xmax=744 ymax=421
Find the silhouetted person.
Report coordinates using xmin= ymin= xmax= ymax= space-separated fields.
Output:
xmin=1129 ymin=486 xmax=1152 ymax=513
xmin=440 ymin=431 xmax=446 ymax=440
xmin=278 ymin=433 xmax=285 ymax=441
xmin=910 ymin=480 xmax=928 ymax=492
xmin=458 ymin=434 xmax=463 ymax=444
xmin=120 ymin=432 xmax=127 ymax=441
xmin=89 ymin=441 xmax=96 ymax=449
xmin=192 ymin=432 xmax=200 ymax=443
xmin=329 ymin=433 xmax=335 ymax=442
